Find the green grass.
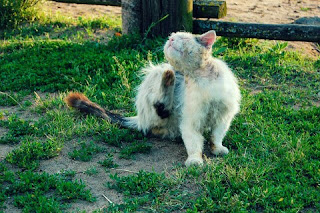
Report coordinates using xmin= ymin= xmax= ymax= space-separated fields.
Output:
xmin=119 ymin=141 xmax=152 ymax=159
xmin=107 ymin=170 xmax=195 ymax=212
xmin=0 ymin=162 xmax=94 ymax=212
xmin=98 ymin=153 xmax=118 ymax=169
xmin=6 ymin=138 xmax=62 ymax=170
xmin=0 ymin=92 xmax=25 ymax=106
xmin=0 ymin=6 xmax=319 ymax=212
xmin=68 ymin=141 xmax=105 ymax=162
xmin=85 ymin=166 xmax=99 ymax=176
xmin=300 ymin=7 xmax=311 ymax=11
xmin=0 ymin=114 xmax=35 ymax=144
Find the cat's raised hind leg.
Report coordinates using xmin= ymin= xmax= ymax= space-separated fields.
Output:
xmin=153 ymin=70 xmax=175 ymax=119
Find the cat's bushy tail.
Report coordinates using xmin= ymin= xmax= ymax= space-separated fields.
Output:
xmin=65 ymin=92 xmax=138 ymax=129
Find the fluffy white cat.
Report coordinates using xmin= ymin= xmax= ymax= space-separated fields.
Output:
xmin=163 ymin=30 xmax=241 ymax=166
xmin=65 ymin=30 xmax=240 ymax=167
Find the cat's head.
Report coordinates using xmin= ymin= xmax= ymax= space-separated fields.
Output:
xmin=164 ymin=30 xmax=216 ymax=71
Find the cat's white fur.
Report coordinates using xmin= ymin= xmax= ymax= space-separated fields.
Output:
xmin=126 ymin=30 xmax=240 ymax=166
xmin=125 ymin=63 xmax=184 ymax=138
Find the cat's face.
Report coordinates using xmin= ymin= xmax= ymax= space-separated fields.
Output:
xmin=164 ymin=30 xmax=216 ymax=71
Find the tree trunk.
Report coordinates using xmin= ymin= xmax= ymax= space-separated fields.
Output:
xmin=141 ymin=0 xmax=193 ymax=37
xmin=122 ymin=0 xmax=142 ymax=35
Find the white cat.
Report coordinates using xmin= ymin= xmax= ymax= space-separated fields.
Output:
xmin=65 ymin=30 xmax=240 ymax=167
xmin=163 ymin=30 xmax=241 ymax=166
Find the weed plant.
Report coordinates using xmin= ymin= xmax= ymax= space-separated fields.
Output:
xmin=0 ymin=0 xmax=44 ymax=28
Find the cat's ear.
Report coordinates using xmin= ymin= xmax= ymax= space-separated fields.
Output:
xmin=198 ymin=30 xmax=216 ymax=48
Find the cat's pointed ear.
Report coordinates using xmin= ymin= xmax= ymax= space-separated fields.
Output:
xmin=198 ymin=30 xmax=216 ymax=48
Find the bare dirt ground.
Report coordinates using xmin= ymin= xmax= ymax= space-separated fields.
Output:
xmin=44 ymin=1 xmax=121 ymax=17
xmin=2 ymin=1 xmax=319 ymax=212
xmin=220 ymin=0 xmax=320 ymax=58
xmin=222 ymin=0 xmax=319 ymax=24
xmin=1 ymin=97 xmax=188 ymax=212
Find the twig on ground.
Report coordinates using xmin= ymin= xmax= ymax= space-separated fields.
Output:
xmin=102 ymin=194 xmax=113 ymax=204
xmin=110 ymin=168 xmax=138 ymax=173
xmin=0 ymin=92 xmax=23 ymax=108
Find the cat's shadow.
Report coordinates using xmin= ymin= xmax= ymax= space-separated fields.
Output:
xmin=130 ymin=137 xmax=218 ymax=171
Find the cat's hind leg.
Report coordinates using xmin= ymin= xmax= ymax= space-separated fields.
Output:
xmin=162 ymin=69 xmax=175 ymax=87
xmin=151 ymin=127 xmax=169 ymax=137
xmin=153 ymin=70 xmax=175 ymax=119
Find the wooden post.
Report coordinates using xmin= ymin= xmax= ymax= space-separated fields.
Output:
xmin=123 ymin=0 xmax=193 ymax=37
xmin=193 ymin=0 xmax=227 ymax=18
xmin=194 ymin=20 xmax=320 ymax=42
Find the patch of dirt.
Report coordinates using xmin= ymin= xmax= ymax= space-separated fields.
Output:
xmin=44 ymin=1 xmax=121 ymax=18
xmin=37 ymin=137 xmax=187 ymax=212
xmin=0 ymin=93 xmax=43 ymax=122
xmin=0 ymin=143 xmax=15 ymax=161
xmin=222 ymin=0 xmax=319 ymax=24
xmin=0 ymin=105 xmax=38 ymax=123
xmin=0 ymin=95 xmax=41 ymax=162
xmin=313 ymin=100 xmax=320 ymax=107
xmin=249 ymin=89 xmax=263 ymax=95
xmin=220 ymin=0 xmax=320 ymax=58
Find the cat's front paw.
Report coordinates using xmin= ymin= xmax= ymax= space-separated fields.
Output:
xmin=185 ymin=155 xmax=203 ymax=167
xmin=211 ymin=145 xmax=229 ymax=156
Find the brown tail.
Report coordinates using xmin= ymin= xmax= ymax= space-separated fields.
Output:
xmin=65 ymin=92 xmax=126 ymax=126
